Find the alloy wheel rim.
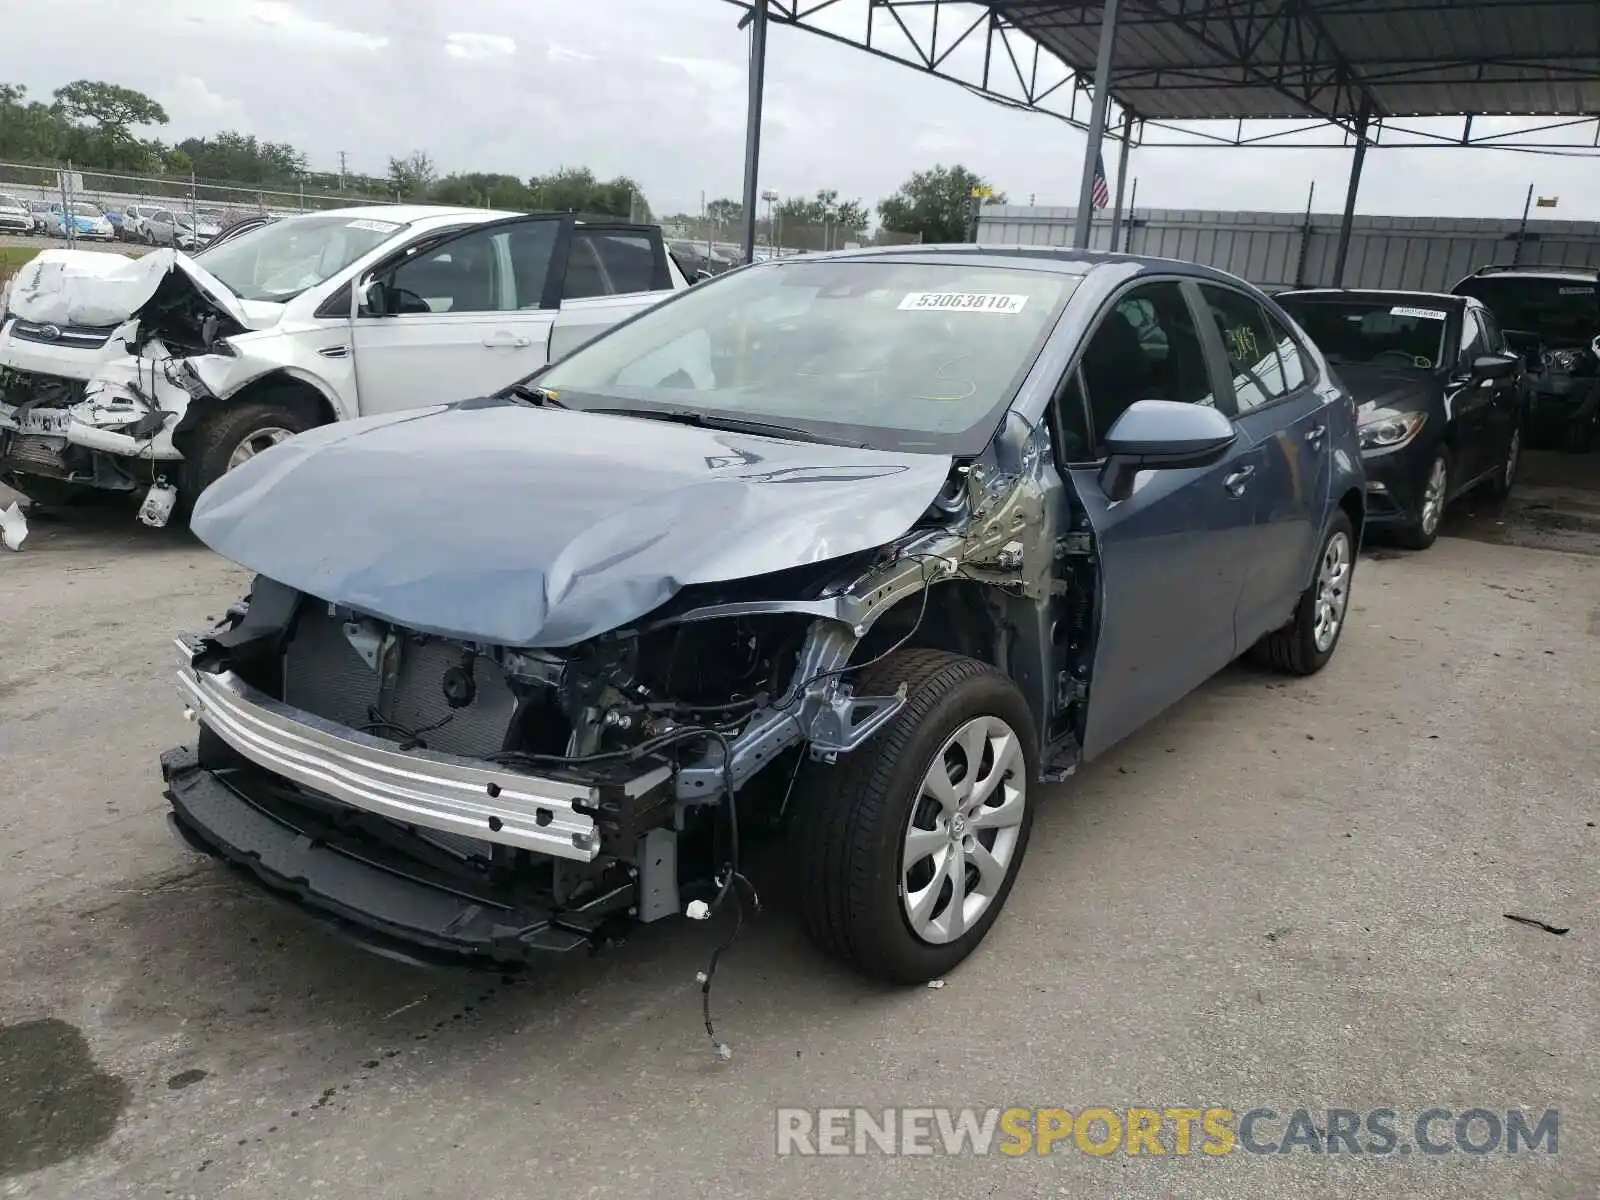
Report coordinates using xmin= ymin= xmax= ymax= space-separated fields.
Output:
xmin=1505 ymin=428 xmax=1520 ymax=488
xmin=1312 ymin=531 xmax=1351 ymax=653
xmin=227 ymin=427 xmax=294 ymax=470
xmin=1419 ymin=455 xmax=1448 ymax=535
xmin=901 ymin=715 xmax=1027 ymax=945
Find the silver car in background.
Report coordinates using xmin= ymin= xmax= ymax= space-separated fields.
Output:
xmin=0 ymin=193 xmax=31 ymax=236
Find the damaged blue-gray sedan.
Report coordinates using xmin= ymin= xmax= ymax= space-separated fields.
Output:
xmin=162 ymin=246 xmax=1365 ymax=986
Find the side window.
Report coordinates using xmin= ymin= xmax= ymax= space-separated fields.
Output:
xmin=499 ymin=221 xmax=558 ymax=309
xmin=1476 ymin=307 xmax=1504 ymax=353
xmin=389 ymin=227 xmax=503 ymax=315
xmin=1198 ymin=285 xmax=1290 ymax=413
xmin=1262 ymin=309 xmax=1311 ymax=393
xmin=1460 ymin=308 xmax=1489 ymax=364
xmin=1051 ymin=369 xmax=1094 ymax=464
xmin=563 ymin=231 xmax=657 ymax=300
xmin=1078 ymin=281 xmax=1219 ymax=449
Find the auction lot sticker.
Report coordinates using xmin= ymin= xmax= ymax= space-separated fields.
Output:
xmin=1390 ymin=306 xmax=1449 ymax=321
xmin=899 ymin=292 xmax=1029 ymax=314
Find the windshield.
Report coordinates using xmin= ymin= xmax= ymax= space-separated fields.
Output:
xmin=192 ymin=213 xmax=409 ymax=302
xmin=1453 ymin=276 xmax=1599 ymax=348
xmin=534 ymin=259 xmax=1077 ymax=453
xmin=71 ymin=203 xmax=102 ymax=218
xmin=1277 ymin=297 xmax=1450 ymax=368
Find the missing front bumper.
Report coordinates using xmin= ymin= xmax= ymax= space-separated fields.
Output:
xmin=161 ymin=746 xmax=635 ymax=965
xmin=177 ymin=640 xmax=673 ymax=862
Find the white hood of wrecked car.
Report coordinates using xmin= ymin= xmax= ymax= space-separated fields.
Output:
xmin=189 ymin=399 xmax=956 ymax=648
xmin=5 ymin=247 xmax=275 ymax=330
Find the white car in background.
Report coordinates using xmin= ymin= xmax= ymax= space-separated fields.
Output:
xmin=0 ymin=193 xmax=32 ymax=236
xmin=174 ymin=213 xmax=222 ymax=251
xmin=0 ymin=204 xmax=688 ymax=524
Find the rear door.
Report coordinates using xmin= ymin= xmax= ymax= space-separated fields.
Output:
xmin=350 ymin=216 xmax=562 ymax=415
xmin=1447 ymin=305 xmax=1498 ymax=483
xmin=1195 ymin=283 xmax=1333 ymax=643
xmin=549 ymin=224 xmax=678 ymax=361
xmin=1058 ymin=278 xmax=1266 ymax=760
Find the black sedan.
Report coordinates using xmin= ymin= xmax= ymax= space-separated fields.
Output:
xmin=1276 ymin=289 xmax=1523 ymax=550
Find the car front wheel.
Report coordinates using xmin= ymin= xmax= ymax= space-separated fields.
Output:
xmin=178 ymin=401 xmax=313 ymax=515
xmin=790 ymin=648 xmax=1038 ymax=984
xmin=1486 ymin=424 xmax=1521 ymax=500
xmin=1395 ymin=447 xmax=1450 ymax=550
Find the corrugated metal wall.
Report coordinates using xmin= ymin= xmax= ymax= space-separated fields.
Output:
xmin=978 ymin=206 xmax=1600 ymax=292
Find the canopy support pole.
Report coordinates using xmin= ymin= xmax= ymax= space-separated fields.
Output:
xmin=740 ymin=0 xmax=769 ymax=265
xmin=1073 ymin=0 xmax=1120 ymax=250
xmin=1331 ymin=103 xmax=1372 ymax=287
xmin=1108 ymin=109 xmax=1135 ymax=250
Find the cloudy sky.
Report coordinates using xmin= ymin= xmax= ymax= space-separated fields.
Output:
xmin=12 ymin=0 xmax=1600 ymax=222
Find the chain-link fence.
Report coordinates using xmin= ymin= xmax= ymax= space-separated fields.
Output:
xmin=0 ymin=160 xmax=398 ymax=241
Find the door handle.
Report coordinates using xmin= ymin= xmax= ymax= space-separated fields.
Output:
xmin=482 ymin=333 xmax=532 ymax=349
xmin=1304 ymin=423 xmax=1326 ymax=445
xmin=1223 ymin=464 xmax=1256 ymax=496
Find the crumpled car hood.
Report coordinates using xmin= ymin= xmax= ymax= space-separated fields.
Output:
xmin=190 ymin=399 xmax=955 ymax=647
xmin=4 ymin=247 xmax=272 ymax=330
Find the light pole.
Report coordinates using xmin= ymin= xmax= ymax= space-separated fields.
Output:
xmin=761 ymin=188 xmax=778 ymax=253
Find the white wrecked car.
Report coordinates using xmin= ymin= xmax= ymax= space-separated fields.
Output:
xmin=0 ymin=205 xmax=687 ymax=524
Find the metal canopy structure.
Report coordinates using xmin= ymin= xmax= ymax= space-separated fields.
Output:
xmin=725 ymin=0 xmax=1600 ymax=282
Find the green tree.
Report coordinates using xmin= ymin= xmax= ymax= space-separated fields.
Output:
xmin=53 ymin=80 xmax=168 ymax=134
xmin=387 ymin=150 xmax=437 ymax=199
xmin=771 ymin=188 xmax=869 ymax=250
xmin=527 ymin=167 xmax=649 ymax=219
xmin=877 ymin=164 xmax=1006 ymax=245
xmin=430 ymin=172 xmax=533 ymax=209
xmin=177 ymin=132 xmax=308 ymax=185
xmin=705 ymin=197 xmax=743 ymax=228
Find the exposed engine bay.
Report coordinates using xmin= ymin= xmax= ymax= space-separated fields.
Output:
xmin=164 ymin=430 xmax=1100 ymax=981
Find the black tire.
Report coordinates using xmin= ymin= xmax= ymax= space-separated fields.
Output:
xmin=178 ymin=401 xmax=314 ymax=509
xmin=1393 ymin=445 xmax=1450 ymax=551
xmin=1563 ymin=405 xmax=1598 ymax=455
xmin=1250 ymin=509 xmax=1356 ymax=676
xmin=1485 ymin=423 xmax=1522 ymax=501
xmin=789 ymin=648 xmax=1039 ymax=984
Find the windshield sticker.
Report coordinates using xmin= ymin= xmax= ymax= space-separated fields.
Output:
xmin=898 ymin=292 xmax=1029 ymax=314
xmin=1390 ymin=306 xmax=1448 ymax=321
xmin=1559 ymin=286 xmax=1596 ymax=295
xmin=346 ymin=219 xmax=401 ymax=234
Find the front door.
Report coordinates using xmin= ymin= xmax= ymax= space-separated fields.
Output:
xmin=351 ymin=217 xmax=561 ymax=415
xmin=1196 ymin=284 xmax=1333 ymax=641
xmin=1060 ymin=279 xmax=1265 ymax=760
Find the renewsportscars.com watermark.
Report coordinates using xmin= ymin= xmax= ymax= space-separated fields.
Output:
xmin=775 ymin=1106 xmax=1560 ymax=1158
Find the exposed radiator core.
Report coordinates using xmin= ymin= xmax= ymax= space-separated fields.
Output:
xmin=282 ymin=608 xmax=519 ymax=760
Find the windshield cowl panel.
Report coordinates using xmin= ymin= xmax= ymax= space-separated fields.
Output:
xmin=532 ymin=259 xmax=1077 ymax=457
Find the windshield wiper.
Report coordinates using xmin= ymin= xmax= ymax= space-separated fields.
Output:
xmin=588 ymin=406 xmax=860 ymax=446
xmin=503 ymin=382 xmax=566 ymax=408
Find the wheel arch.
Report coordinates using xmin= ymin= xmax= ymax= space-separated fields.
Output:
xmin=172 ymin=369 xmax=338 ymax=446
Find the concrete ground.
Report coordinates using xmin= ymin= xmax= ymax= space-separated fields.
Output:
xmin=0 ymin=458 xmax=1595 ymax=1199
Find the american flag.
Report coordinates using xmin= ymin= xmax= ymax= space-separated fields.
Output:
xmin=1090 ymin=150 xmax=1111 ymax=210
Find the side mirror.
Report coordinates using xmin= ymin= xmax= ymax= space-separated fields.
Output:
xmin=1472 ymin=353 xmax=1518 ymax=381
xmin=693 ymin=269 xmax=714 ymax=284
xmin=1502 ymin=329 xmax=1545 ymax=370
xmin=1099 ymin=399 xmax=1239 ymax=502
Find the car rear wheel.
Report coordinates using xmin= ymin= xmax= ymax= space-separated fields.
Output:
xmin=1251 ymin=510 xmax=1356 ymax=676
xmin=1486 ymin=424 xmax=1521 ymax=500
xmin=789 ymin=649 xmax=1038 ymax=984
xmin=1394 ymin=448 xmax=1450 ymax=550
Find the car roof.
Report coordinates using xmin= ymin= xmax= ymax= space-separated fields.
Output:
xmin=806 ymin=242 xmax=1270 ymax=287
xmin=1456 ymin=265 xmax=1600 ymax=284
xmin=1277 ymin=288 xmax=1468 ymax=307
